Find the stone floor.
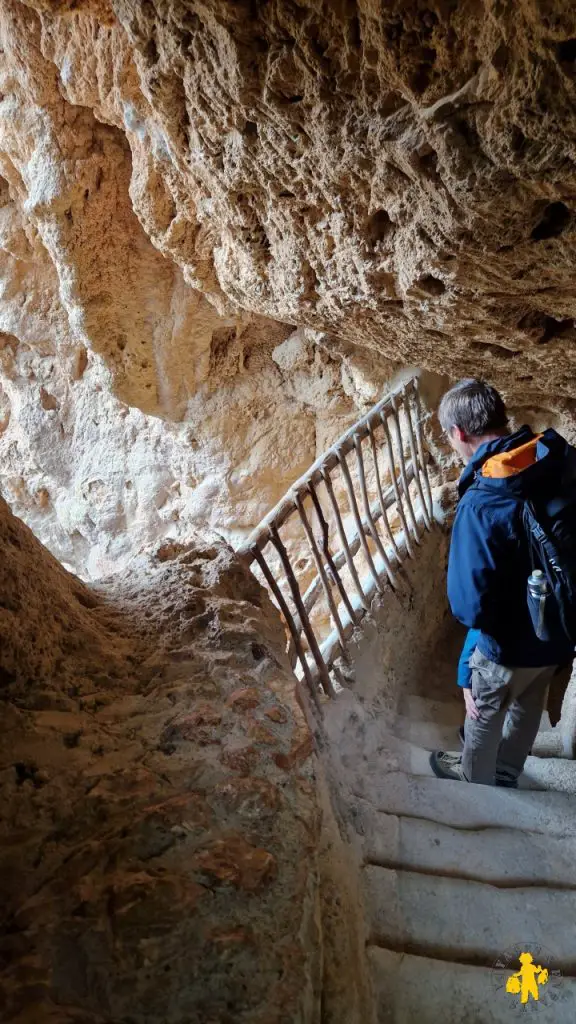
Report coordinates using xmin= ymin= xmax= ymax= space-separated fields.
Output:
xmin=324 ymin=626 xmax=576 ymax=1023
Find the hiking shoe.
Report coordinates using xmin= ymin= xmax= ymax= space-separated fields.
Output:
xmin=430 ymin=750 xmax=468 ymax=782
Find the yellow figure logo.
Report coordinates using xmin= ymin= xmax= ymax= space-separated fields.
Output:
xmin=506 ymin=952 xmax=549 ymax=1004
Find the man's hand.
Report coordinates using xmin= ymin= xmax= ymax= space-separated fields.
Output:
xmin=463 ymin=687 xmax=480 ymax=720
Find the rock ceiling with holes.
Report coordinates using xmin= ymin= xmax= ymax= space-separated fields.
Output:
xmin=4 ymin=5 xmax=576 ymax=1022
xmin=2 ymin=0 xmax=576 ymax=573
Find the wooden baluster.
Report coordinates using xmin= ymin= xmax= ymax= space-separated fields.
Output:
xmin=236 ymin=382 xmax=415 ymax=562
xmin=321 ymin=467 xmax=370 ymax=611
xmin=353 ymin=434 xmax=397 ymax=589
xmin=368 ymin=419 xmax=400 ymax=560
xmin=308 ymin=481 xmax=357 ymax=623
xmin=294 ymin=492 xmax=347 ymax=646
xmin=389 ymin=395 xmax=421 ymax=543
xmin=411 ymin=377 xmax=434 ymax=521
xmin=250 ymin=545 xmax=319 ymax=705
xmin=268 ymin=524 xmax=336 ymax=698
xmin=337 ymin=446 xmax=385 ymax=596
xmin=380 ymin=411 xmax=415 ymax=558
xmin=402 ymin=383 xmax=432 ymax=531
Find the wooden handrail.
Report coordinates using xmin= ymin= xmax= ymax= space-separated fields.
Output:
xmin=236 ymin=378 xmax=418 ymax=558
xmin=238 ymin=376 xmax=435 ymax=701
xmin=300 ymin=465 xmax=416 ymax=618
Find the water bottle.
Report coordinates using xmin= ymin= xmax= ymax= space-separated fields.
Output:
xmin=527 ymin=569 xmax=549 ymax=640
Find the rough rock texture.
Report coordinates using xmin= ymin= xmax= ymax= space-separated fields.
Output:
xmin=0 ymin=493 xmax=365 ymax=1023
xmin=12 ymin=0 xmax=576 ymax=406
xmin=0 ymin=0 xmax=398 ymax=575
xmin=0 ymin=283 xmax=391 ymax=577
xmin=4 ymin=0 xmax=576 ymax=574
xmin=6 ymin=5 xmax=576 ymax=1021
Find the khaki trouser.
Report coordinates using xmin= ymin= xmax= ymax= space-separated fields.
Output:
xmin=462 ymin=648 xmax=557 ymax=786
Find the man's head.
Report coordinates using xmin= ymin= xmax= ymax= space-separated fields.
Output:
xmin=438 ymin=378 xmax=509 ymax=463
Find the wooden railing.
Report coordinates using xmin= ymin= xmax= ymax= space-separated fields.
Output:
xmin=237 ymin=377 xmax=434 ymax=705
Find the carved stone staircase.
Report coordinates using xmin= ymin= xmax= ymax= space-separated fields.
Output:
xmin=240 ymin=377 xmax=576 ymax=1022
xmin=324 ymin=628 xmax=576 ymax=1023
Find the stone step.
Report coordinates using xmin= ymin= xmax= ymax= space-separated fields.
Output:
xmin=327 ymin=693 xmax=574 ymax=793
xmin=522 ymin=754 xmax=576 ymax=794
xmin=363 ymin=732 xmax=576 ymax=794
xmin=358 ymin=809 xmax=576 ymax=888
xmin=354 ymin=771 xmax=576 ymax=837
xmin=364 ymin=865 xmax=576 ymax=972
xmin=392 ymin=716 xmax=566 ymax=763
xmin=395 ymin=694 xmax=566 ymax=758
xmin=368 ymin=947 xmax=576 ymax=1024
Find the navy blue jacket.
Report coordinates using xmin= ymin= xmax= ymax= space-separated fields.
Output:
xmin=448 ymin=426 xmax=575 ymax=667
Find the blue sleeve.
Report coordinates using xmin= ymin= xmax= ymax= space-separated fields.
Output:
xmin=447 ymin=500 xmax=511 ymax=633
xmin=457 ymin=628 xmax=481 ymax=687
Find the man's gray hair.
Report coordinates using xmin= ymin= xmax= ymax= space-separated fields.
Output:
xmin=438 ymin=379 xmax=508 ymax=437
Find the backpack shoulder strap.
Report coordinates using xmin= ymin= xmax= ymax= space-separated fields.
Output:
xmin=521 ymin=499 xmax=538 ymax=573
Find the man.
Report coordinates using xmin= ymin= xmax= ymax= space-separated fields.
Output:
xmin=430 ymin=378 xmax=575 ymax=787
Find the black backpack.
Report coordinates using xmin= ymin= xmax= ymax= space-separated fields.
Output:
xmin=523 ymin=447 xmax=576 ymax=645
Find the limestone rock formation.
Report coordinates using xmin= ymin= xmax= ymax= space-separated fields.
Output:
xmin=12 ymin=0 xmax=576 ymax=402
xmin=0 ymin=494 xmax=330 ymax=1023
xmin=5 ymin=4 xmax=576 ymax=1021
xmin=0 ymin=0 xmax=399 ymax=573
xmin=3 ymin=0 xmax=576 ymax=575
xmin=0 ymin=290 xmax=391 ymax=577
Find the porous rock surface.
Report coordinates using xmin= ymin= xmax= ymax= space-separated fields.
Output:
xmin=14 ymin=0 xmax=576 ymax=402
xmin=0 ymin=0 xmax=398 ymax=576
xmin=0 ymin=493 xmax=330 ymax=1023
xmin=4 ymin=0 xmax=576 ymax=574
xmin=4 ymin=4 xmax=576 ymax=1021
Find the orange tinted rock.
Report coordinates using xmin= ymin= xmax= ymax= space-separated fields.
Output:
xmin=273 ymin=732 xmax=314 ymax=772
xmin=214 ymin=776 xmax=281 ymax=816
xmin=143 ymin=792 xmax=212 ymax=831
xmin=247 ymin=720 xmax=278 ymax=746
xmin=220 ymin=744 xmax=261 ymax=774
xmin=183 ymin=703 xmax=222 ymax=728
xmin=162 ymin=703 xmax=222 ymax=746
xmin=194 ymin=835 xmax=277 ymax=890
xmin=226 ymin=687 xmax=261 ymax=711
xmin=264 ymin=705 xmax=288 ymax=724
xmin=0 ymin=495 xmax=321 ymax=1022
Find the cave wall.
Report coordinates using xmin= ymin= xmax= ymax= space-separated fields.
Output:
xmin=0 ymin=284 xmax=392 ymax=577
xmin=0 ymin=0 xmax=400 ymax=575
xmin=4 ymin=3 xmax=576 ymax=1019
xmin=0 ymin=494 xmax=374 ymax=1023
xmin=4 ymin=0 xmax=576 ymax=574
xmin=14 ymin=0 xmax=576 ymax=405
